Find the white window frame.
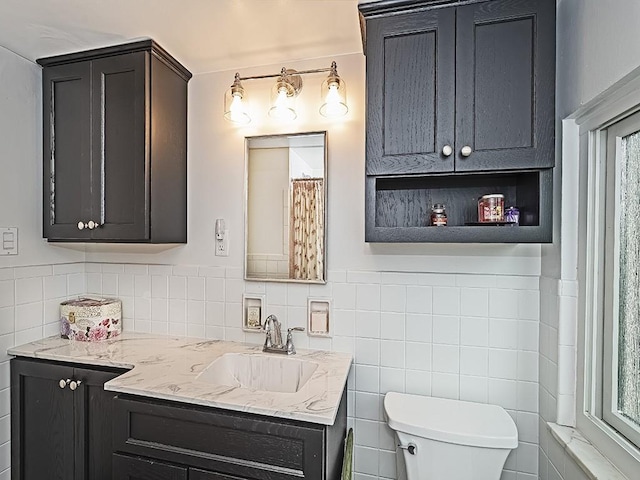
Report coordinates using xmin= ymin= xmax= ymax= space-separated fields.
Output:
xmin=601 ymin=112 xmax=640 ymax=449
xmin=572 ymin=71 xmax=640 ymax=480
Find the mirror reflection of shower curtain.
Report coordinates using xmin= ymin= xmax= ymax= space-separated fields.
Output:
xmin=290 ymin=178 xmax=324 ymax=281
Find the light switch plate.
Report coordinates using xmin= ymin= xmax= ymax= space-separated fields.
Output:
xmin=0 ymin=227 xmax=18 ymax=255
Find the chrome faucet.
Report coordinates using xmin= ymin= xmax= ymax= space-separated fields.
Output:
xmin=263 ymin=314 xmax=283 ymax=349
xmin=262 ymin=314 xmax=305 ymax=355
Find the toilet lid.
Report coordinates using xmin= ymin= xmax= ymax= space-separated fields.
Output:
xmin=384 ymin=392 xmax=518 ymax=449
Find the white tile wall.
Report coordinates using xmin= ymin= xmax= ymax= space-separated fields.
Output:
xmin=79 ymin=263 xmax=541 ymax=480
xmin=0 ymin=262 xmax=543 ymax=479
xmin=0 ymin=262 xmax=87 ymax=477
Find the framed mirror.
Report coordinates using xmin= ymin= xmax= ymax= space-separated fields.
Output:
xmin=245 ymin=132 xmax=327 ymax=283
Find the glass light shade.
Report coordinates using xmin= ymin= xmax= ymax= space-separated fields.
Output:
xmin=224 ymin=84 xmax=251 ymax=125
xmin=320 ymin=76 xmax=348 ymax=118
xmin=268 ymin=80 xmax=297 ymax=121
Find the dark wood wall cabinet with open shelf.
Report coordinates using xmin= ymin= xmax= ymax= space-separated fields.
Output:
xmin=359 ymin=0 xmax=556 ymax=243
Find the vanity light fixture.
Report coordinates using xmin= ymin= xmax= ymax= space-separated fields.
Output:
xmin=223 ymin=61 xmax=348 ymax=125
xmin=223 ymin=73 xmax=251 ymax=125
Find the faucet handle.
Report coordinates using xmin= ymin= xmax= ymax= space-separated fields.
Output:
xmin=285 ymin=327 xmax=305 ymax=355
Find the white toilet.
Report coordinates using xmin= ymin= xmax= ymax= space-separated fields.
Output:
xmin=384 ymin=392 xmax=518 ymax=480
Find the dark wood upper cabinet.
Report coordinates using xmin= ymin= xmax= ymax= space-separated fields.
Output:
xmin=365 ymin=7 xmax=456 ymax=175
xmin=39 ymin=40 xmax=192 ymax=243
xmin=364 ymin=0 xmax=555 ymax=175
xmin=454 ymin=0 xmax=556 ymax=172
xmin=360 ymin=0 xmax=556 ymax=243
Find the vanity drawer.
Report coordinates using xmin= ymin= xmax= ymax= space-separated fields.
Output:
xmin=113 ymin=394 xmax=334 ymax=480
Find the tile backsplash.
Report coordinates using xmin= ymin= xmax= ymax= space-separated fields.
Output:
xmin=0 ymin=261 xmax=541 ymax=480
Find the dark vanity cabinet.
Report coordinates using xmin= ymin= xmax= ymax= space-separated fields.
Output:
xmin=39 ymin=40 xmax=192 ymax=243
xmin=11 ymin=355 xmax=347 ymax=480
xmin=112 ymin=392 xmax=347 ymax=480
xmin=360 ymin=0 xmax=556 ymax=242
xmin=113 ymin=454 xmax=189 ymax=480
xmin=10 ymin=358 xmax=126 ymax=480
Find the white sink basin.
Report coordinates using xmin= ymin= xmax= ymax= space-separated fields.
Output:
xmin=197 ymin=353 xmax=319 ymax=393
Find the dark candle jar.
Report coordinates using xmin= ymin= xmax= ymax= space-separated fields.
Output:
xmin=430 ymin=204 xmax=447 ymax=226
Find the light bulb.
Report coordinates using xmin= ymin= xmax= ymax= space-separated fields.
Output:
xmin=228 ymin=93 xmax=250 ymax=124
xmin=274 ymin=88 xmax=288 ymax=108
xmin=224 ymin=80 xmax=251 ymax=125
xmin=269 ymin=86 xmax=296 ymax=121
xmin=320 ymin=81 xmax=348 ymax=118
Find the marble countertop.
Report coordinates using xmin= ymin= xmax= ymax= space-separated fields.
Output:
xmin=8 ymin=333 xmax=352 ymax=426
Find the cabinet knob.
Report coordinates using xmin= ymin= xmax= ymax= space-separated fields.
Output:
xmin=77 ymin=222 xmax=86 ymax=231
xmin=442 ymin=145 xmax=453 ymax=157
xmin=87 ymin=221 xmax=98 ymax=230
xmin=59 ymin=379 xmax=70 ymax=389
xmin=69 ymin=380 xmax=82 ymax=391
xmin=461 ymin=146 xmax=473 ymax=157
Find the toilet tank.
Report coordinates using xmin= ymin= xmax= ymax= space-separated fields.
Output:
xmin=384 ymin=393 xmax=518 ymax=480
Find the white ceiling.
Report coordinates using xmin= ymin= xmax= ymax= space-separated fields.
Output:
xmin=0 ymin=0 xmax=364 ymax=74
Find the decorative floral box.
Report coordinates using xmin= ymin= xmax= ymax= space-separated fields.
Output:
xmin=60 ymin=297 xmax=121 ymax=341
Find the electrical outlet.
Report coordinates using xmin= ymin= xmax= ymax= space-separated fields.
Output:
xmin=0 ymin=227 xmax=17 ymax=256
xmin=215 ymin=230 xmax=229 ymax=256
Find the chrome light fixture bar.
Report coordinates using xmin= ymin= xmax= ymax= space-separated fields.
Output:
xmin=223 ymin=61 xmax=348 ymax=125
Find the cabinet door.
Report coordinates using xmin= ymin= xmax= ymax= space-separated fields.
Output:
xmin=113 ymin=453 xmax=188 ymax=480
xmin=455 ymin=0 xmax=555 ymax=171
xmin=42 ymin=62 xmax=93 ymax=240
xmin=11 ymin=359 xmax=76 ymax=480
xmin=90 ymin=52 xmax=148 ymax=241
xmin=74 ymin=367 xmax=122 ymax=480
xmin=365 ymin=8 xmax=455 ymax=175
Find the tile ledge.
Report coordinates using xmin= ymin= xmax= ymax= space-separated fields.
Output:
xmin=547 ymin=422 xmax=628 ymax=480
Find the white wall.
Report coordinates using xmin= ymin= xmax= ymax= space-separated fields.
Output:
xmin=0 ymin=46 xmax=84 ymax=267
xmin=556 ymin=0 xmax=640 ymax=118
xmin=0 ymin=46 xmax=87 ymax=480
xmin=541 ymin=1 xmax=640 ymax=479
xmin=6 ymin=0 xmax=638 ymax=472
xmin=77 ymin=52 xmax=543 ymax=479
xmin=1 ymin=32 xmax=544 ymax=480
xmin=83 ymin=53 xmax=542 ymax=275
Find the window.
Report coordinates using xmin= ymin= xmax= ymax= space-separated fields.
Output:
xmin=569 ymin=70 xmax=640 ymax=480
xmin=601 ymin=112 xmax=640 ymax=449
xmin=578 ymin=107 xmax=640 ymax=476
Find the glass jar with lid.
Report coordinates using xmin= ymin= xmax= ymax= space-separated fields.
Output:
xmin=430 ymin=204 xmax=447 ymax=226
